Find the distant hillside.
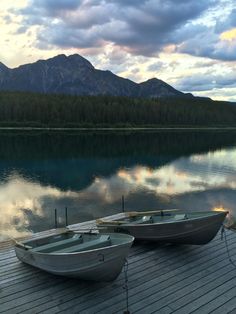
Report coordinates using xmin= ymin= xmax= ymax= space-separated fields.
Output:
xmin=0 ymin=54 xmax=191 ymax=98
xmin=0 ymin=91 xmax=236 ymax=128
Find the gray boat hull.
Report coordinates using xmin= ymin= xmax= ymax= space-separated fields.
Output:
xmin=15 ymin=233 xmax=134 ymax=281
xmin=99 ymin=212 xmax=227 ymax=245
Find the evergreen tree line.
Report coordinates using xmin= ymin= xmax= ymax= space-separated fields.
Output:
xmin=0 ymin=91 xmax=236 ymax=127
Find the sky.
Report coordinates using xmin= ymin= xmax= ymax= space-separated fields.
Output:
xmin=0 ymin=0 xmax=236 ymax=101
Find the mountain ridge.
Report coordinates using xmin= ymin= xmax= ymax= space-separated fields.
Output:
xmin=0 ymin=54 xmax=192 ymax=98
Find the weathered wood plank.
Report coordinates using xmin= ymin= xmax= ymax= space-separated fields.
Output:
xmin=1 ymin=280 xmax=81 ymax=313
xmin=228 ymin=307 xmax=236 ymax=314
xmin=0 ymin=270 xmax=45 ymax=290
xmin=80 ymin=245 xmax=236 ymax=314
xmin=50 ymin=236 xmax=236 ymax=314
xmin=50 ymin=255 xmax=233 ymax=314
xmin=116 ymin=257 xmax=236 ymax=314
xmin=12 ymin=247 xmax=195 ymax=314
xmin=135 ymin=269 xmax=236 ymax=314
xmin=192 ymin=287 xmax=236 ymax=314
xmin=210 ymin=295 xmax=236 ymax=314
xmin=0 ymin=275 xmax=67 ymax=305
xmin=0 ymin=213 xmax=235 ymax=314
xmin=169 ymin=275 xmax=236 ymax=314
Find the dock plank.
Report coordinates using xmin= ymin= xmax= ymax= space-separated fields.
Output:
xmin=83 ymin=242 xmax=236 ymax=314
xmin=57 ymin=235 xmax=236 ymax=314
xmin=210 ymin=294 xmax=236 ymax=314
xmin=0 ymin=214 xmax=235 ymax=314
xmin=193 ymin=287 xmax=236 ymax=314
xmin=36 ymin=239 xmax=235 ymax=313
xmin=170 ymin=275 xmax=236 ymax=314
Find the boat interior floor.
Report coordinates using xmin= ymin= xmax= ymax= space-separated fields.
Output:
xmin=127 ymin=213 xmax=189 ymax=224
xmin=30 ymin=235 xmax=111 ymax=254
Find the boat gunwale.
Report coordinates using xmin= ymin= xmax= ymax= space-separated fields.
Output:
xmin=15 ymin=233 xmax=135 ymax=256
xmin=98 ymin=211 xmax=228 ymax=227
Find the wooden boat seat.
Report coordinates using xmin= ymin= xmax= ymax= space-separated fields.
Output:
xmin=31 ymin=234 xmax=83 ymax=253
xmin=54 ymin=235 xmax=111 ymax=253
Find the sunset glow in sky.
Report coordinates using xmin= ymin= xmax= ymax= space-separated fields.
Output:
xmin=1 ymin=0 xmax=236 ymax=100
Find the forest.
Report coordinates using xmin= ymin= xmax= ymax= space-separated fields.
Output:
xmin=0 ymin=91 xmax=236 ymax=127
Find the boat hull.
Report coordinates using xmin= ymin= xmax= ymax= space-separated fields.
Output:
xmin=100 ymin=212 xmax=227 ymax=245
xmin=15 ymin=233 xmax=134 ymax=281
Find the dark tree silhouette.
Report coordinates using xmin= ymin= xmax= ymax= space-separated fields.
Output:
xmin=0 ymin=91 xmax=236 ymax=127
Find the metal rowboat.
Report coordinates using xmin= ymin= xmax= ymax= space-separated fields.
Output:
xmin=96 ymin=210 xmax=228 ymax=245
xmin=15 ymin=231 xmax=134 ymax=281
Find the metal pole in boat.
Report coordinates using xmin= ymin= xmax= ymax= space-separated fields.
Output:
xmin=54 ymin=209 xmax=58 ymax=229
xmin=122 ymin=195 xmax=125 ymax=212
xmin=65 ymin=207 xmax=68 ymax=226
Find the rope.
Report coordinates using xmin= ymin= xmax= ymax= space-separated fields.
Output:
xmin=221 ymin=225 xmax=236 ymax=268
xmin=123 ymin=258 xmax=130 ymax=314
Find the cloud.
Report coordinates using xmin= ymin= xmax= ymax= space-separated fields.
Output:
xmin=215 ymin=8 xmax=236 ymax=33
xmin=147 ymin=61 xmax=167 ymax=72
xmin=15 ymin=26 xmax=29 ymax=34
xmin=27 ymin=0 xmax=81 ymax=15
xmin=177 ymin=28 xmax=236 ymax=61
xmin=174 ymin=3 xmax=236 ymax=61
xmin=2 ymin=0 xmax=236 ymax=100
xmin=2 ymin=14 xmax=12 ymax=24
xmin=175 ymin=71 xmax=236 ymax=92
xmin=193 ymin=88 xmax=236 ymax=102
xmin=37 ymin=24 xmax=104 ymax=49
xmin=14 ymin=0 xmax=217 ymax=56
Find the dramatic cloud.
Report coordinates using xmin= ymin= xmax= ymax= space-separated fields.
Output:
xmin=148 ymin=61 xmax=167 ymax=72
xmin=176 ymin=71 xmax=236 ymax=92
xmin=11 ymin=0 xmax=236 ymax=62
xmin=15 ymin=0 xmax=217 ymax=56
xmin=174 ymin=3 xmax=236 ymax=61
xmin=1 ymin=0 xmax=236 ymax=100
xmin=178 ymin=29 xmax=236 ymax=61
xmin=21 ymin=0 xmax=82 ymax=17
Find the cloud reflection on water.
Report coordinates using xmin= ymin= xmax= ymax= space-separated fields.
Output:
xmin=1 ymin=146 xmax=236 ymax=241
xmin=0 ymin=173 xmax=77 ymax=241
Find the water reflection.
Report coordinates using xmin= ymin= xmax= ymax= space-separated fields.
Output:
xmin=0 ymin=173 xmax=78 ymax=240
xmin=0 ymin=130 xmax=236 ymax=241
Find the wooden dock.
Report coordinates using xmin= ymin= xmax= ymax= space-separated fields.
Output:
xmin=0 ymin=213 xmax=236 ymax=314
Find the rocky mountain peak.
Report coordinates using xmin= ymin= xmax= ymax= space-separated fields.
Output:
xmin=0 ymin=62 xmax=9 ymax=72
xmin=38 ymin=54 xmax=94 ymax=70
xmin=67 ymin=54 xmax=94 ymax=69
xmin=0 ymin=54 xmax=188 ymax=98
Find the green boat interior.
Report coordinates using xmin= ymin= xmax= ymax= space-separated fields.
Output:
xmin=119 ymin=211 xmax=222 ymax=225
xmin=19 ymin=233 xmax=113 ymax=254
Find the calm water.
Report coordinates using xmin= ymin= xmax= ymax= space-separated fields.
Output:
xmin=0 ymin=130 xmax=236 ymax=241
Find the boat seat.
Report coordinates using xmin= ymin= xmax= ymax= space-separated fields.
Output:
xmin=174 ymin=214 xmax=187 ymax=220
xmin=54 ymin=235 xmax=111 ymax=253
xmin=31 ymin=234 xmax=83 ymax=253
xmin=135 ymin=216 xmax=153 ymax=224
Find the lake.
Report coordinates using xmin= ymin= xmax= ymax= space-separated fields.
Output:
xmin=0 ymin=129 xmax=236 ymax=241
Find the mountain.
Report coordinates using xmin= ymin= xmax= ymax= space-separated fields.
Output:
xmin=0 ymin=62 xmax=9 ymax=72
xmin=0 ymin=62 xmax=9 ymax=84
xmin=0 ymin=54 xmax=191 ymax=98
xmin=138 ymin=78 xmax=184 ymax=98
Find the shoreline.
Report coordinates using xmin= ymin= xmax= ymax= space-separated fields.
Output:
xmin=0 ymin=126 xmax=236 ymax=131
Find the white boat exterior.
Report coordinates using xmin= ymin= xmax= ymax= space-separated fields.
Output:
xmin=15 ymin=232 xmax=134 ymax=281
